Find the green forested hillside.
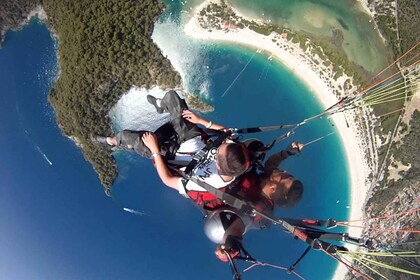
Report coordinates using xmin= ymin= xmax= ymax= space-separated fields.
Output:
xmin=0 ymin=0 xmax=39 ymax=46
xmin=0 ymin=0 xmax=181 ymax=190
xmin=43 ymin=0 xmax=181 ymax=189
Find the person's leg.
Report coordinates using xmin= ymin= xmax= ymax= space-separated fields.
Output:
xmin=160 ymin=90 xmax=201 ymax=142
xmin=115 ymin=130 xmax=152 ymax=158
xmin=159 ymin=90 xmax=187 ymax=117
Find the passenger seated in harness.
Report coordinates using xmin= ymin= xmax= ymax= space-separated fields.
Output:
xmin=92 ymin=90 xmax=219 ymax=161
xmin=128 ymin=90 xmax=250 ymax=197
xmin=202 ymin=140 xmax=305 ymax=262
xmin=93 ymin=89 xmax=248 ymax=164
xmin=93 ymin=90 xmax=252 ymax=200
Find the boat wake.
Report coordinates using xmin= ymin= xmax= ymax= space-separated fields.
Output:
xmin=23 ymin=128 xmax=53 ymax=166
xmin=123 ymin=207 xmax=150 ymax=217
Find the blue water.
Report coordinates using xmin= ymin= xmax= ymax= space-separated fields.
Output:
xmin=1 ymin=15 xmax=351 ymax=280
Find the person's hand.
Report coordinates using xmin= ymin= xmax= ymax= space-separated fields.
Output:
xmin=142 ymin=132 xmax=159 ymax=153
xmin=214 ymin=246 xmax=227 ymax=262
xmin=182 ymin=109 xmax=202 ymax=124
xmin=287 ymin=141 xmax=304 ymax=155
xmin=214 ymin=244 xmax=240 ymax=262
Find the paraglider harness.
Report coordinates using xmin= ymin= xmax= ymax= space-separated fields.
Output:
xmin=164 ymin=128 xmax=255 ymax=173
xmin=157 ymin=49 xmax=420 ymax=278
xmin=158 ymin=93 xmax=381 ymax=279
xmin=164 ymin=127 xmax=372 ymax=280
xmin=159 ymin=95 xmax=355 ymax=215
xmin=165 ymin=128 xmax=266 ymax=210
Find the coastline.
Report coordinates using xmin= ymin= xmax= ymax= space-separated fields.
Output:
xmin=184 ymin=1 xmax=369 ymax=278
xmin=27 ymin=5 xmax=48 ymax=22
xmin=357 ymin=0 xmax=388 ymax=45
xmin=358 ymin=0 xmax=375 ymax=17
xmin=0 ymin=5 xmax=48 ymax=47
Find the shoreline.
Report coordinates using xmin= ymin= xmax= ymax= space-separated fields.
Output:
xmin=358 ymin=0 xmax=375 ymax=17
xmin=0 ymin=5 xmax=48 ymax=46
xmin=357 ymin=0 xmax=388 ymax=45
xmin=184 ymin=1 xmax=369 ymax=278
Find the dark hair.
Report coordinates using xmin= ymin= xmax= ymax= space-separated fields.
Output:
xmin=271 ymin=179 xmax=303 ymax=208
xmin=217 ymin=143 xmax=248 ymax=177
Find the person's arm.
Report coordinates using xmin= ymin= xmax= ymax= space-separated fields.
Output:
xmin=264 ymin=141 xmax=304 ymax=172
xmin=142 ymin=132 xmax=181 ymax=191
xmin=182 ymin=109 xmax=224 ymax=130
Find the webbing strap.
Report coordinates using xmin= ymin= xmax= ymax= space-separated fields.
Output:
xmin=183 ymin=131 xmax=232 ymax=175
xmin=288 ymin=246 xmax=312 ymax=273
xmin=250 ymin=210 xmax=339 ymax=254
xmin=166 ymin=160 xmax=191 ymax=167
xmin=184 ymin=147 xmax=209 ymax=174
xmin=187 ymin=175 xmax=252 ymax=213
xmin=224 ymin=249 xmax=241 ymax=280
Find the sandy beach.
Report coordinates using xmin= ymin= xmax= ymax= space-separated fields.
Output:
xmin=183 ymin=1 xmax=369 ymax=278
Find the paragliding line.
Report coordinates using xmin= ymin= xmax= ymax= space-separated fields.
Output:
xmin=224 ymin=249 xmax=241 ymax=280
xmin=303 ymin=132 xmax=335 ymax=147
xmin=221 ymin=53 xmax=256 ymax=97
xmin=322 ymin=248 xmax=372 ymax=280
xmin=388 ymin=251 xmax=420 ymax=270
xmin=368 ymin=42 xmax=419 ymax=82
xmin=243 ymin=261 xmax=306 ymax=280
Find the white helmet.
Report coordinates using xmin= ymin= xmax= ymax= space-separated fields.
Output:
xmin=204 ymin=208 xmax=239 ymax=244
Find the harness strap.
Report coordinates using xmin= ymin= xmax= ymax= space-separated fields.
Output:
xmin=184 ymin=147 xmax=209 ymax=174
xmin=189 ymin=176 xmax=252 ymax=212
xmin=169 ymin=167 xmax=252 ymax=213
xmin=166 ymin=160 xmax=192 ymax=167
xmin=288 ymin=246 xmax=312 ymax=273
xmin=285 ymin=218 xmax=337 ymax=228
xmin=183 ymin=131 xmax=232 ymax=175
xmin=224 ymin=249 xmax=242 ymax=280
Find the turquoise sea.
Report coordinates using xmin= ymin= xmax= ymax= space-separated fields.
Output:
xmin=0 ymin=0 xmax=379 ymax=279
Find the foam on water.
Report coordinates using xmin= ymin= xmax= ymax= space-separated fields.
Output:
xmin=111 ymin=14 xmax=215 ymax=130
xmin=109 ymin=87 xmax=169 ymax=133
xmin=152 ymin=16 xmax=211 ymax=99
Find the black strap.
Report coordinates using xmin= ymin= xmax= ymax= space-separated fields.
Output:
xmin=283 ymin=218 xmax=337 ymax=228
xmin=184 ymin=146 xmax=210 ymax=175
xmin=183 ymin=130 xmax=232 ymax=175
xmin=188 ymin=175 xmax=252 ymax=213
xmin=166 ymin=160 xmax=191 ymax=168
xmin=288 ymin=246 xmax=312 ymax=273
xmin=224 ymin=249 xmax=241 ymax=280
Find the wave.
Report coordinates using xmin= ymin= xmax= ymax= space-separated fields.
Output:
xmin=152 ymin=15 xmax=211 ymax=99
xmin=109 ymin=86 xmax=169 ymax=132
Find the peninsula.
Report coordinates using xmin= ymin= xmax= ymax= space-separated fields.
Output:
xmin=1 ymin=0 xmax=182 ymax=193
